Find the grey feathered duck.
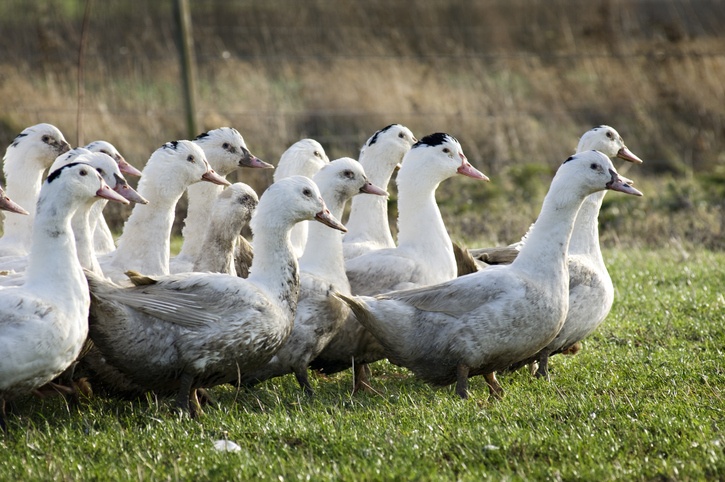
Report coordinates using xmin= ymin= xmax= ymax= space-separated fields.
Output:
xmin=336 ymin=150 xmax=643 ymax=400
xmin=86 ymin=176 xmax=346 ymax=415
xmin=459 ymin=126 xmax=644 ymax=378
xmin=239 ymin=158 xmax=387 ymax=395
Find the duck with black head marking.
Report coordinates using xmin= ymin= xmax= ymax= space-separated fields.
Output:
xmin=0 ymin=123 xmax=71 ymax=258
xmin=312 ymin=132 xmax=488 ymax=391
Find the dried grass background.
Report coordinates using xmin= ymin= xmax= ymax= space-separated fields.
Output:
xmin=0 ymin=0 xmax=723 ymax=248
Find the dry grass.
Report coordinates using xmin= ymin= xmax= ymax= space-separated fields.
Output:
xmin=0 ymin=0 xmax=723 ymax=245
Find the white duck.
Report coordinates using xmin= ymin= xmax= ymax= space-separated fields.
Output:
xmin=193 ymin=182 xmax=259 ymax=275
xmin=99 ymin=140 xmax=229 ymax=283
xmin=343 ymin=124 xmax=417 ymax=261
xmin=336 ymin=151 xmax=642 ymax=400
xmin=83 ymin=140 xmax=143 ymax=256
xmin=239 ymin=158 xmax=387 ymax=394
xmin=505 ymin=125 xmax=643 ymax=377
xmin=171 ymin=127 xmax=271 ymax=274
xmin=0 ymin=163 xmax=129 ymax=429
xmin=85 ymin=176 xmax=346 ymax=415
xmin=0 ymin=151 xmax=147 ymax=279
xmin=273 ymin=138 xmax=330 ymax=258
xmin=311 ymin=134 xmax=488 ymax=390
xmin=0 ymin=123 xmax=71 ymax=257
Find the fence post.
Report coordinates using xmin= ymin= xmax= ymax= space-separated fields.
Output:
xmin=173 ymin=0 xmax=198 ymax=139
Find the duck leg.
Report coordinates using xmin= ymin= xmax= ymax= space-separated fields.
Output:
xmin=352 ymin=362 xmax=373 ymax=394
xmin=455 ymin=364 xmax=470 ymax=399
xmin=0 ymin=398 xmax=6 ymax=433
xmin=293 ymin=367 xmax=315 ymax=397
xmin=176 ymin=373 xmax=195 ymax=416
xmin=484 ymin=372 xmax=504 ymax=399
xmin=534 ymin=354 xmax=551 ymax=380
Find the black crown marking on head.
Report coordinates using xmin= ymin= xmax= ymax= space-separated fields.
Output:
xmin=163 ymin=140 xmax=180 ymax=150
xmin=563 ymin=155 xmax=576 ymax=164
xmin=193 ymin=131 xmax=211 ymax=141
xmin=47 ymin=162 xmax=85 ymax=184
xmin=10 ymin=132 xmax=29 ymax=148
xmin=367 ymin=124 xmax=396 ymax=146
xmin=413 ymin=133 xmax=454 ymax=148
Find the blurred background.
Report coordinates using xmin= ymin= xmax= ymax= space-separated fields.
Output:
xmin=1 ymin=0 xmax=723 ymax=248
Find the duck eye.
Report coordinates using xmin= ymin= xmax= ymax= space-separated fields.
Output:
xmin=443 ymin=148 xmax=450 ymax=154
xmin=101 ymin=149 xmax=110 ymax=155
xmin=398 ymin=133 xmax=405 ymax=138
xmin=343 ymin=170 xmax=354 ymax=178
xmin=314 ymin=151 xmax=321 ymax=158
xmin=222 ymin=142 xmax=230 ymax=149
xmin=187 ymin=155 xmax=195 ymax=163
xmin=606 ymin=131 xmax=614 ymax=139
xmin=42 ymin=135 xmax=50 ymax=143
xmin=79 ymin=169 xmax=88 ymax=176
xmin=590 ymin=163 xmax=598 ymax=170
xmin=302 ymin=188 xmax=312 ymax=197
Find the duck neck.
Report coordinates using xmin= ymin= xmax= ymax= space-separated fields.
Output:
xmin=568 ymin=191 xmax=606 ymax=264
xmin=72 ymin=199 xmax=104 ymax=275
xmin=248 ymin=224 xmax=300 ymax=318
xmin=299 ymin=193 xmax=350 ymax=293
xmin=0 ymin=158 xmax=46 ymax=250
xmin=396 ymin=176 xmax=455 ymax=278
xmin=512 ymin=185 xmax=586 ymax=280
xmin=344 ymin=160 xmax=396 ymax=247
xmin=24 ymin=190 xmax=87 ymax=307
xmin=177 ymin=181 xmax=225 ymax=261
xmin=193 ymin=212 xmax=244 ymax=275
xmin=112 ymin=180 xmax=182 ymax=275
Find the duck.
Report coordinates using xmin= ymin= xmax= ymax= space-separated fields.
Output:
xmin=466 ymin=125 xmax=643 ymax=269
xmin=504 ymin=125 xmax=644 ymax=377
xmin=335 ymin=151 xmax=642 ymax=400
xmin=0 ymin=123 xmax=71 ymax=257
xmin=343 ymin=124 xmax=417 ymax=261
xmin=85 ymin=176 xmax=346 ymax=415
xmin=192 ymin=182 xmax=259 ymax=275
xmin=273 ymin=138 xmax=330 ymax=258
xmin=0 ymin=151 xmax=147 ymax=279
xmin=239 ymin=158 xmax=387 ymax=395
xmin=0 ymin=163 xmax=129 ymax=430
xmin=311 ymin=133 xmax=488 ymax=390
xmin=82 ymin=140 xmax=143 ymax=256
xmin=99 ymin=140 xmax=229 ymax=283
xmin=171 ymin=127 xmax=271 ymax=274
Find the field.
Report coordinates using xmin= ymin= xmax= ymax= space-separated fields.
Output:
xmin=1 ymin=1 xmax=724 ymax=480
xmin=1 ymin=248 xmax=723 ymax=480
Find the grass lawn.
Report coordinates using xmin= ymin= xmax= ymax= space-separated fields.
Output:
xmin=1 ymin=248 xmax=723 ymax=481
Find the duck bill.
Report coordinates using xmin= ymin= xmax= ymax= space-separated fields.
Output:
xmin=113 ymin=179 xmax=148 ymax=204
xmin=0 ymin=193 xmax=29 ymax=215
xmin=606 ymin=169 xmax=643 ymax=196
xmin=457 ymin=160 xmax=490 ymax=181
xmin=617 ymin=146 xmax=644 ymax=164
xmin=240 ymin=151 xmax=274 ymax=169
xmin=314 ymin=208 xmax=347 ymax=232
xmin=97 ymin=182 xmax=130 ymax=204
xmin=118 ymin=158 xmax=143 ymax=177
xmin=359 ymin=181 xmax=388 ymax=197
xmin=201 ymin=169 xmax=232 ymax=186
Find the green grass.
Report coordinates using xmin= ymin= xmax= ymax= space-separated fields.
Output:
xmin=1 ymin=248 xmax=724 ymax=480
